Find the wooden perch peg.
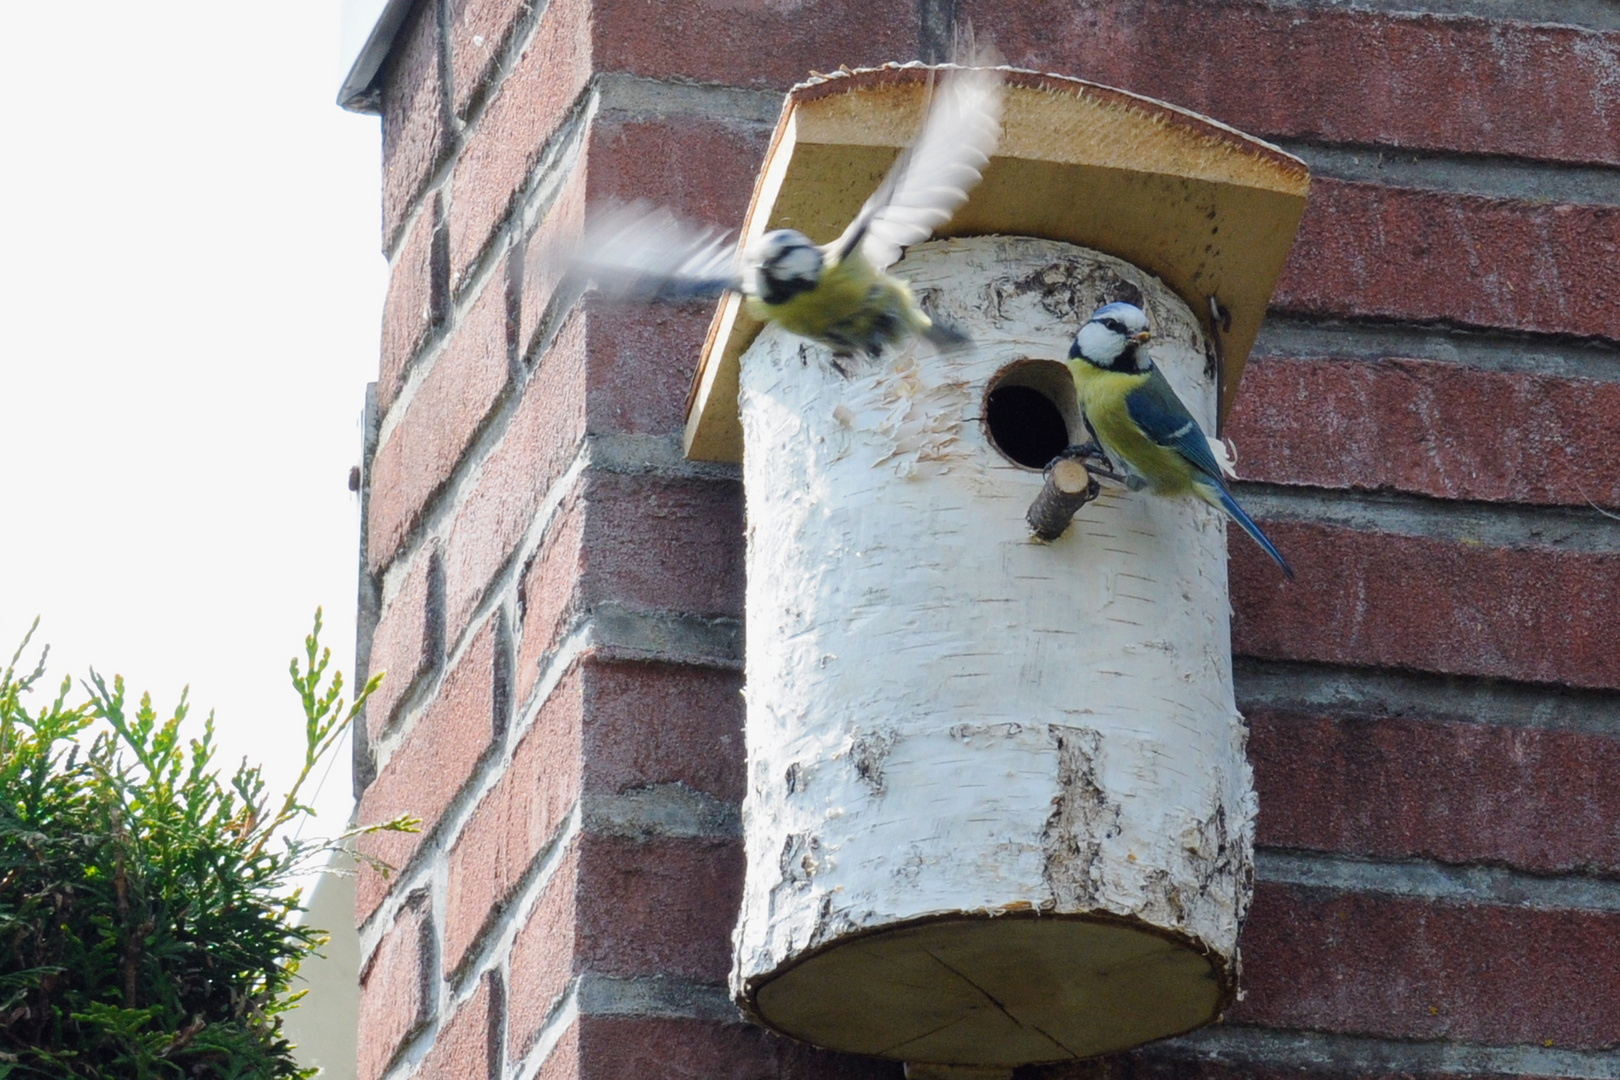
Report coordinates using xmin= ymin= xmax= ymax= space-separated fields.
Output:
xmin=1027 ymin=456 xmax=1102 ymax=541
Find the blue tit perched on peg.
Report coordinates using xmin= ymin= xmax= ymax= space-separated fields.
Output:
xmin=554 ymin=60 xmax=1003 ymax=362
xmin=1066 ymin=302 xmax=1294 ymax=578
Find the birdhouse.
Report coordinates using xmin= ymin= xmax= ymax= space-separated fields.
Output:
xmin=684 ymin=66 xmax=1309 ymax=1072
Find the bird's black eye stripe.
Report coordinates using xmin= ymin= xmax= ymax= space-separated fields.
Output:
xmin=1098 ymin=318 xmax=1125 ymax=333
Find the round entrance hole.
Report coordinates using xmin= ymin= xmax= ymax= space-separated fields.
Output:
xmin=983 ymin=359 xmax=1083 ymax=470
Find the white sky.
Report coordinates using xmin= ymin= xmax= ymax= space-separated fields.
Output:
xmin=0 ymin=3 xmax=385 ymax=842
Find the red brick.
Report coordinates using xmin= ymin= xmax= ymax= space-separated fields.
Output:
xmin=566 ymin=115 xmax=771 ymax=430
xmin=965 ymin=0 xmax=1620 ymax=167
xmin=509 ymin=466 xmax=747 ymax=692
xmin=358 ymin=896 xmax=431 ymax=1080
xmin=581 ymin=659 xmax=744 ymax=803
xmin=583 ymin=302 xmax=724 ymax=436
xmin=1229 ymin=357 xmax=1620 ymax=511
xmin=444 ymin=313 xmax=588 ymax=646
xmin=448 ymin=0 xmax=532 ymax=117
xmin=1230 ymin=522 xmax=1620 ymax=690
xmin=508 ymin=844 xmax=580 ymax=1059
xmin=535 ymin=1019 xmax=580 ymax=1080
xmin=448 ymin=0 xmax=593 ymax=292
xmin=445 ymin=667 xmax=584 ymax=973
xmin=531 ymin=1016 xmax=583 ymax=1080
xmin=358 ymin=619 xmax=501 ymax=921
xmin=577 ymin=835 xmax=742 ymax=983
xmin=382 ymin=0 xmax=450 ymax=250
xmin=518 ymin=160 xmax=587 ymax=361
xmin=581 ymin=472 xmax=744 ymax=620
xmin=370 ymin=264 xmax=513 ymax=572
xmin=515 ymin=498 xmax=586 ymax=708
xmin=585 ymin=113 xmax=770 ymax=230
xmin=418 ymin=973 xmax=497 ymax=1080
xmin=1275 ymin=181 xmax=1620 ymax=340
xmin=1232 ymin=883 xmax=1620 ymax=1047
xmin=475 ymin=836 xmax=741 ymax=1060
xmin=576 ymin=1015 xmax=897 ymax=1080
xmin=381 ymin=204 xmax=441 ymax=417
xmin=593 ymin=0 xmax=918 ymax=90
xmin=1252 ymin=709 xmax=1620 ymax=877
xmin=367 ymin=547 xmax=438 ymax=740
xmin=515 ymin=113 xmax=767 ymax=378
xmin=528 ymin=289 xmax=716 ymax=442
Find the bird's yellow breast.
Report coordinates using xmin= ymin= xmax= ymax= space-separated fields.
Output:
xmin=1067 ymin=361 xmax=1197 ymax=496
xmin=746 ymin=252 xmax=926 ymax=353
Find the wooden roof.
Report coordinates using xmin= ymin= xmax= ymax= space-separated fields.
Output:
xmin=684 ymin=65 xmax=1310 ymax=463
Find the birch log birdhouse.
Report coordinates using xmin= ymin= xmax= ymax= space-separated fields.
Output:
xmin=684 ymin=66 xmax=1310 ymax=1072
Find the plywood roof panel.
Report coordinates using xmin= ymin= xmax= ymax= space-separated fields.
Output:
xmin=684 ymin=65 xmax=1309 ymax=463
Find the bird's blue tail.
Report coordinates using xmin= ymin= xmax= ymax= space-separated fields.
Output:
xmin=1200 ymin=481 xmax=1294 ymax=579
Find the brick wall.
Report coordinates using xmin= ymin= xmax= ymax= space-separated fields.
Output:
xmin=352 ymin=2 xmax=1620 ymax=1079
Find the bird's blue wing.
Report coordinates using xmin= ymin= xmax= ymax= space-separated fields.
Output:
xmin=1123 ymin=367 xmax=1225 ymax=483
xmin=1126 ymin=366 xmax=1295 ymax=577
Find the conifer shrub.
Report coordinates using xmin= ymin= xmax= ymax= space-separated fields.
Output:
xmin=0 ymin=612 xmax=409 ymax=1078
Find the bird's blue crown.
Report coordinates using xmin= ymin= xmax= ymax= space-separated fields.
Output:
xmin=1071 ymin=301 xmax=1151 ymax=369
xmin=1089 ymin=301 xmax=1147 ymax=324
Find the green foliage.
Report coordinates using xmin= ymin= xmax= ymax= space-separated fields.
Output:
xmin=0 ymin=611 xmax=412 ymax=1078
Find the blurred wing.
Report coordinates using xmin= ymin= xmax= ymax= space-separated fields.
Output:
xmin=563 ymin=202 xmax=744 ymax=302
xmin=833 ymin=62 xmax=1005 ymax=270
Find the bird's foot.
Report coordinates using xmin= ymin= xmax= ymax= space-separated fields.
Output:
xmin=1053 ymin=441 xmax=1106 ymax=464
xmin=1051 ymin=443 xmax=1127 ymax=484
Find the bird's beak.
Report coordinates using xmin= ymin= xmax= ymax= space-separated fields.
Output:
xmin=1132 ymin=330 xmax=1152 ymax=345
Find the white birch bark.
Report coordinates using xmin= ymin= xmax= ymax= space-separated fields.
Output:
xmin=733 ymin=237 xmax=1256 ymax=1064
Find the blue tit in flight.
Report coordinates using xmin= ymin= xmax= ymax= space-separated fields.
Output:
xmin=558 ymin=61 xmax=1003 ymax=361
xmin=1066 ymin=302 xmax=1294 ymax=578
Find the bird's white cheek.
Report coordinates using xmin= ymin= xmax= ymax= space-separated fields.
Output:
xmin=778 ymin=246 xmax=823 ymax=284
xmin=1076 ymin=323 xmax=1122 ymax=363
